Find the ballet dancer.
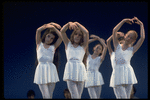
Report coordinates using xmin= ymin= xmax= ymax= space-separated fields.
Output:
xmin=85 ymin=34 xmax=107 ymax=99
xmin=34 ymin=22 xmax=62 ymax=99
xmin=60 ymin=22 xmax=89 ymax=99
xmin=107 ymin=32 xmax=124 ymax=68
xmin=111 ymin=17 xmax=145 ymax=99
xmin=107 ymin=32 xmax=124 ymax=99
xmin=107 ymin=32 xmax=124 ymax=56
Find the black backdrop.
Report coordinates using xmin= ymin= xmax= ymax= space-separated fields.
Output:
xmin=4 ymin=2 xmax=148 ymax=99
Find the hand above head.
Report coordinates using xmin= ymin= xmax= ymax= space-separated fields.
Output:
xmin=132 ymin=16 xmax=143 ymax=25
xmin=47 ymin=22 xmax=61 ymax=29
xmin=68 ymin=22 xmax=78 ymax=30
xmin=90 ymin=34 xmax=100 ymax=40
xmin=124 ymin=18 xmax=134 ymax=25
xmin=100 ymin=38 xmax=105 ymax=43
xmin=45 ymin=24 xmax=55 ymax=29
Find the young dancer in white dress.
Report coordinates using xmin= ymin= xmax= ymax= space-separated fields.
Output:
xmin=107 ymin=32 xmax=124 ymax=98
xmin=85 ymin=35 xmax=107 ymax=99
xmin=111 ymin=17 xmax=145 ymax=99
xmin=107 ymin=32 xmax=124 ymax=57
xmin=34 ymin=22 xmax=62 ymax=99
xmin=60 ymin=22 xmax=89 ymax=99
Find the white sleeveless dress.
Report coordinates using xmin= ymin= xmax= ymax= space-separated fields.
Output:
xmin=34 ymin=43 xmax=59 ymax=84
xmin=110 ymin=52 xmax=115 ymax=69
xmin=63 ymin=41 xmax=87 ymax=81
xmin=110 ymin=44 xmax=138 ymax=87
xmin=85 ymin=54 xmax=104 ymax=88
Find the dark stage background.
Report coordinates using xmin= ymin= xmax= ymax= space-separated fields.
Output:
xmin=3 ymin=2 xmax=148 ymax=99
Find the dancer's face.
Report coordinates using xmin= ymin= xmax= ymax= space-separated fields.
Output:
xmin=73 ymin=30 xmax=83 ymax=44
xmin=93 ymin=44 xmax=103 ymax=55
xmin=124 ymin=31 xmax=136 ymax=45
xmin=45 ymin=33 xmax=55 ymax=45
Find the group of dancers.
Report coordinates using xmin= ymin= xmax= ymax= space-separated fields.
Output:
xmin=33 ymin=16 xmax=145 ymax=99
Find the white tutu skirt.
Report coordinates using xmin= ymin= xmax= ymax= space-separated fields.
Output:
xmin=110 ymin=64 xmax=137 ymax=87
xmin=85 ymin=71 xmax=104 ymax=88
xmin=34 ymin=62 xmax=59 ymax=84
xmin=63 ymin=61 xmax=87 ymax=81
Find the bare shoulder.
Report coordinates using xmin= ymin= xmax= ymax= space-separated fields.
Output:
xmin=36 ymin=42 xmax=42 ymax=50
xmin=65 ymin=40 xmax=70 ymax=50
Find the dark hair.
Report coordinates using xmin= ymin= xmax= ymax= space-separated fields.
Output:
xmin=64 ymin=88 xmax=70 ymax=94
xmin=93 ymin=43 xmax=103 ymax=56
xmin=42 ymin=29 xmax=58 ymax=45
xmin=35 ymin=28 xmax=60 ymax=73
xmin=27 ymin=90 xmax=35 ymax=97
xmin=63 ymin=88 xmax=71 ymax=99
xmin=133 ymin=85 xmax=136 ymax=95
xmin=70 ymin=29 xmax=84 ymax=46
xmin=118 ymin=36 xmax=124 ymax=41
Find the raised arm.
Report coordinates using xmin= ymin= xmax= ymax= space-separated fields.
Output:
xmin=60 ymin=22 xmax=72 ymax=50
xmin=112 ymin=18 xmax=134 ymax=50
xmin=88 ymin=38 xmax=97 ymax=44
xmin=74 ymin=22 xmax=89 ymax=51
xmin=106 ymin=35 xmax=113 ymax=56
xmin=90 ymin=35 xmax=107 ymax=63
xmin=36 ymin=24 xmax=47 ymax=46
xmin=98 ymin=38 xmax=107 ymax=62
xmin=85 ymin=38 xmax=97 ymax=56
xmin=60 ymin=22 xmax=75 ymax=49
xmin=47 ymin=23 xmax=62 ymax=49
xmin=132 ymin=17 xmax=145 ymax=54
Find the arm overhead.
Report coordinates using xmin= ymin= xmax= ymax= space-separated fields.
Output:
xmin=106 ymin=35 xmax=113 ymax=56
xmin=112 ymin=18 xmax=134 ymax=50
xmin=60 ymin=22 xmax=73 ymax=50
xmin=46 ymin=23 xmax=62 ymax=49
xmin=132 ymin=17 xmax=145 ymax=54
xmin=36 ymin=24 xmax=47 ymax=46
xmin=36 ymin=22 xmax=62 ymax=50
xmin=90 ymin=35 xmax=107 ymax=63
xmin=74 ymin=22 xmax=89 ymax=51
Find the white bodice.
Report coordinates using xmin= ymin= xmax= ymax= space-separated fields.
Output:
xmin=36 ymin=43 xmax=55 ymax=63
xmin=110 ymin=44 xmax=137 ymax=87
xmin=87 ymin=54 xmax=101 ymax=71
xmin=110 ymin=52 xmax=115 ymax=68
xmin=63 ymin=41 xmax=87 ymax=81
xmin=115 ymin=44 xmax=133 ymax=66
xmin=85 ymin=54 xmax=104 ymax=87
xmin=65 ymin=41 xmax=85 ymax=62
